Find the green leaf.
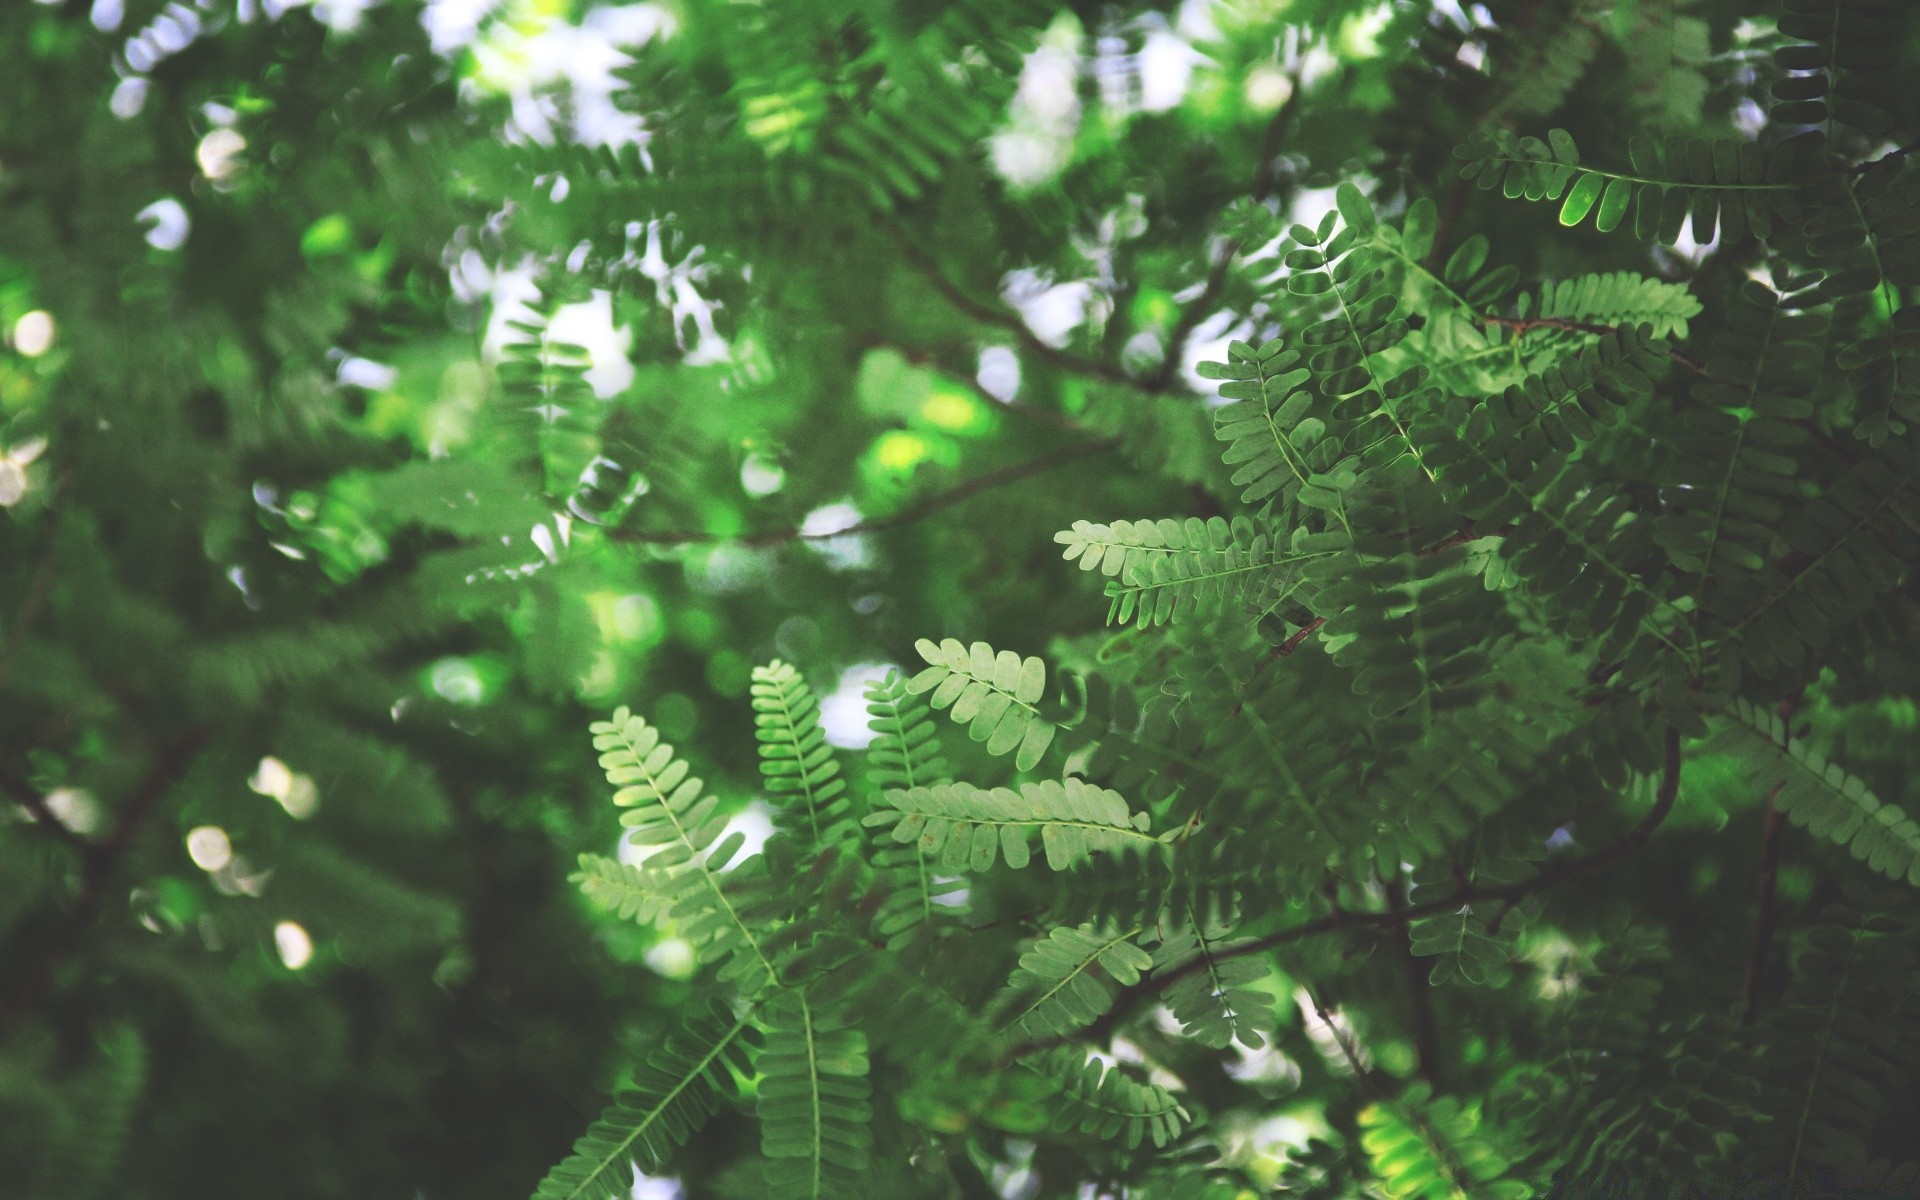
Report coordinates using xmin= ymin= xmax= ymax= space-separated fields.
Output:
xmin=1559 ymin=172 xmax=1604 ymax=226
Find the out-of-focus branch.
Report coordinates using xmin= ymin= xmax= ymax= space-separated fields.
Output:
xmin=609 ymin=438 xmax=1120 ymax=548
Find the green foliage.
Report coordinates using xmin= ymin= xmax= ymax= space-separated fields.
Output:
xmin=749 ymin=661 xmax=856 ymax=850
xmin=1358 ymin=1082 xmax=1531 ymax=1199
xmin=592 ymin=709 xmax=779 ymax=994
xmin=1023 ymin=1046 xmax=1191 ymax=1150
xmin=864 ymin=779 xmax=1158 ymax=872
xmin=1726 ymin=700 xmax=1920 ymax=885
xmin=532 ymin=1002 xmax=754 ymax=1200
xmin=755 ymin=992 xmax=874 ymax=1199
xmin=998 ymin=924 xmax=1152 ymax=1040
xmin=10 ymin=1 xmax=1920 ymax=1197
xmin=904 ymin=638 xmax=1057 ymax=770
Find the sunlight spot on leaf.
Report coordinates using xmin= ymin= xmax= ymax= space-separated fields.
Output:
xmin=628 ymin=1173 xmax=687 ymax=1200
xmin=873 ymin=431 xmax=930 ymax=473
xmin=137 ymin=198 xmax=189 ymax=250
xmin=740 ymin=453 xmax=785 ymax=497
xmin=430 ymin=658 xmax=488 ymax=705
xmin=976 ymin=346 xmax=1021 ymax=401
xmin=12 ymin=311 xmax=54 ymax=357
xmin=1243 ymin=64 xmax=1293 ymax=112
xmin=41 ymin=788 xmax=99 ymax=836
xmin=1139 ymin=28 xmax=1201 ymax=112
xmin=196 ymin=128 xmax=247 ymax=182
xmin=186 ymin=826 xmax=233 ymax=873
xmin=820 ymin=663 xmax=895 ymax=749
xmin=642 ymin=937 xmax=696 ymax=980
xmin=275 ymin=921 xmax=314 ymax=970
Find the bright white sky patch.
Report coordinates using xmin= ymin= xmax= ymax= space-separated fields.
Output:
xmin=137 ymin=198 xmax=190 ymax=250
xmin=819 ymin=663 xmax=895 ymax=749
xmin=1138 ymin=28 xmax=1202 ymax=112
xmin=275 ymin=921 xmax=314 ymax=970
xmin=13 ymin=311 xmax=55 ymax=357
xmin=186 ymin=826 xmax=234 ymax=872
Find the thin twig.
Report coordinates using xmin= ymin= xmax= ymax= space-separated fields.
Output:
xmin=1850 ymin=141 xmax=1919 ymax=175
xmin=0 ymin=727 xmax=210 ymax=1035
xmin=608 ymin=439 xmax=1120 ymax=547
xmin=884 ymin=225 xmax=1145 ymax=391
xmin=1478 ymin=313 xmax=1712 ymax=376
xmin=1018 ymin=725 xmax=1683 ymax=1059
xmin=852 ymin=336 xmax=1088 ymax=434
xmin=1 ymin=769 xmax=92 ymax=853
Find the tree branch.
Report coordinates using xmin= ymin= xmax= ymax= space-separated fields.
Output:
xmin=1 ymin=769 xmax=92 ymax=854
xmin=1478 ymin=313 xmax=1711 ymax=376
xmin=0 ymin=727 xmax=210 ymax=1036
xmin=608 ymin=438 xmax=1120 ymax=547
xmin=884 ymin=225 xmax=1148 ymax=392
xmin=1020 ymin=726 xmax=1683 ymax=1059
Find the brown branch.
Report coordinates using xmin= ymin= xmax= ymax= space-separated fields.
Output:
xmin=0 ymin=727 xmax=210 ymax=1036
xmin=608 ymin=438 xmax=1120 ymax=547
xmin=884 ymin=225 xmax=1147 ymax=392
xmin=1143 ymin=90 xmax=1300 ymax=393
xmin=1478 ymin=313 xmax=1712 ymax=377
xmin=1 ymin=769 xmax=92 ymax=854
xmin=849 ymin=336 xmax=1088 ymax=435
xmin=1242 ymin=525 xmax=1507 ymax=684
xmin=1017 ymin=725 xmax=1683 ymax=1060
xmin=1425 ymin=523 xmax=1514 ymax=555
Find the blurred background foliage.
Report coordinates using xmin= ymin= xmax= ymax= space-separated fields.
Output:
xmin=3 ymin=1 xmax=1919 ymax=1198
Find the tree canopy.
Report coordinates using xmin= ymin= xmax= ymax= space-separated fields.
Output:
xmin=4 ymin=1 xmax=1920 ymax=1197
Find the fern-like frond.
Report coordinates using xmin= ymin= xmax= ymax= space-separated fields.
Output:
xmin=570 ymin=853 xmax=671 ymax=925
xmin=1771 ymin=0 xmax=1904 ymax=146
xmin=1203 ymin=337 xmax=1351 ymax=525
xmin=865 ymin=779 xmax=1158 ymax=872
xmin=593 ymin=708 xmax=779 ymax=992
xmin=1753 ymin=902 xmax=1920 ymax=1182
xmin=1358 ymin=1081 xmax=1532 ymax=1199
xmin=1661 ymin=282 xmax=1822 ymax=665
xmin=1455 ymin=125 xmax=1809 ymax=245
xmin=496 ymin=285 xmax=604 ymax=501
xmin=1023 ymin=1046 xmax=1190 ymax=1150
xmin=757 ymin=992 xmax=874 ymax=1200
xmin=750 ymin=660 xmax=856 ymax=851
xmin=1282 ymin=185 xmax=1443 ymax=477
xmin=998 ymin=923 xmax=1151 ymax=1041
xmin=1408 ymin=903 xmax=1526 ymax=988
xmin=1715 ymin=437 xmax=1920 ymax=680
xmin=1795 ymin=159 xmax=1920 ymax=443
xmin=1520 ymin=271 xmax=1702 ymax=338
xmin=1155 ymin=914 xmax=1272 ymax=1049
xmin=863 ymin=669 xmax=951 ymax=793
xmin=532 ymin=1001 xmax=754 ymax=1200
xmin=1724 ymin=700 xmax=1920 ymax=887
xmin=1056 ymin=516 xmax=1335 ymax=627
xmin=862 ymin=670 xmax=962 ymax=937
xmin=1309 ymin=470 xmax=1511 ymax=732
xmin=904 ymin=638 xmax=1055 ymax=770
xmin=1412 ymin=340 xmax=1685 ymax=665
